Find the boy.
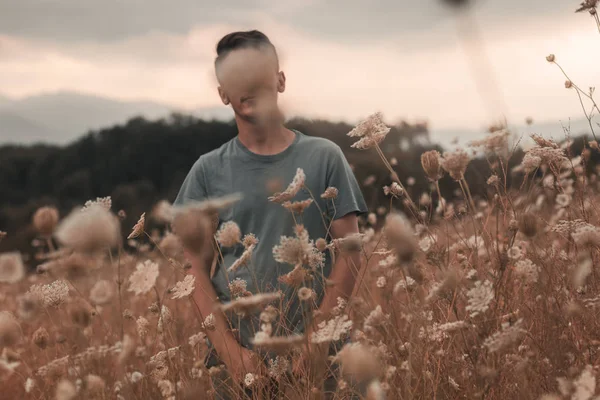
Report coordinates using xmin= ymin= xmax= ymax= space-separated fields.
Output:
xmin=174 ymin=30 xmax=368 ymax=398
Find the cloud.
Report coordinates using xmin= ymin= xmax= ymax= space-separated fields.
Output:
xmin=0 ymin=6 xmax=598 ymax=134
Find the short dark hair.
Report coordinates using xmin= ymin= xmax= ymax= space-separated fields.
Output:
xmin=215 ymin=30 xmax=277 ymax=67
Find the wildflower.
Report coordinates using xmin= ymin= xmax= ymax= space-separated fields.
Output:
xmin=268 ymin=356 xmax=289 ymax=379
xmin=311 ymin=314 xmax=353 ymax=344
xmin=470 ymin=129 xmax=510 ymax=153
xmin=273 ymin=225 xmax=322 ymax=269
xmin=334 ymin=343 xmax=382 ymax=383
xmin=367 ymin=212 xmax=377 ymax=225
xmin=55 ymin=206 xmax=120 ymax=252
xmin=316 ymin=238 xmax=327 ymax=252
xmin=89 ymin=280 xmax=114 ymax=305
xmin=202 ymin=314 xmax=215 ymax=331
xmin=347 ymin=112 xmax=391 ymax=150
xmin=137 ymin=317 xmax=150 ymax=340
xmin=244 ymin=373 xmax=256 ymax=388
xmin=0 ymin=313 xmax=20 ymax=347
xmin=546 ymin=54 xmax=555 ymax=62
xmin=128 ymin=260 xmax=159 ymax=295
xmin=32 ymin=206 xmax=59 ymax=236
xmin=268 ymin=168 xmax=306 ymax=203
xmin=56 ymin=379 xmax=77 ymax=400
xmin=216 ymin=221 xmax=241 ymax=247
xmin=483 ymin=319 xmax=526 ymax=353
xmin=565 ymin=80 xmax=573 ymax=89
xmin=514 ymin=259 xmax=539 ymax=284
xmin=220 ymin=292 xmax=281 ymax=316
xmin=383 ymin=182 xmax=403 ymax=197
xmin=376 ymin=276 xmax=387 ymax=288
xmin=283 ymin=199 xmax=313 ymax=214
xmin=393 ymin=277 xmax=416 ymax=294
xmin=81 ymin=196 xmax=112 ymax=212
xmin=128 ymin=212 xmax=146 ymax=239
xmin=521 ymin=154 xmax=542 ymax=174
xmin=252 ymin=333 xmax=304 ymax=353
xmin=419 ymin=236 xmax=434 ymax=253
xmin=421 ymin=150 xmax=443 ymax=181
xmin=466 ymin=280 xmax=494 ymax=317
xmin=131 ymin=371 xmax=144 ymax=383
xmin=158 ymin=380 xmax=175 ymax=398
xmin=487 ymin=175 xmax=499 ymax=186
xmin=384 ymin=213 xmax=417 ymax=264
xmin=364 ymin=305 xmax=388 ymax=333
xmin=441 ymin=149 xmax=470 ymax=180
xmin=228 ymin=278 xmax=251 ymax=298
xmin=171 ymin=275 xmax=195 ymax=299
xmin=242 ymin=233 xmax=259 ymax=248
xmin=0 ymin=252 xmax=25 ymax=284
xmin=507 ymin=246 xmax=522 ymax=260
xmin=25 ymin=378 xmax=35 ymax=393
xmin=572 ymin=225 xmax=600 ymax=248
xmin=171 ymin=208 xmax=213 ymax=256
xmin=298 ymin=287 xmax=314 ymax=301
xmin=28 ymin=280 xmax=70 ymax=308
xmin=228 ymin=244 xmax=255 ymax=272
xmin=518 ymin=212 xmax=538 ymax=238
xmin=320 ymin=187 xmax=339 ymax=200
xmin=572 ymin=365 xmax=596 ymax=400
xmin=85 ymin=374 xmax=106 ymax=394
xmin=555 ymin=193 xmax=571 ymax=208
xmin=574 ymin=258 xmax=593 ymax=288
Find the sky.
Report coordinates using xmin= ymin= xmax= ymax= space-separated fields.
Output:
xmin=1 ymin=0 xmax=599 ymax=135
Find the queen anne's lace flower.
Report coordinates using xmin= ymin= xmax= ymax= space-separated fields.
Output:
xmin=128 ymin=260 xmax=159 ymax=295
xmin=170 ymin=275 xmax=195 ymax=299
xmin=466 ymin=280 xmax=494 ymax=317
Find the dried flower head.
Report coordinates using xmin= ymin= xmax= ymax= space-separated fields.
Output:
xmin=202 ymin=314 xmax=216 ymax=331
xmin=546 ymin=54 xmax=555 ymax=62
xmin=228 ymin=278 xmax=251 ymax=299
xmin=565 ymin=80 xmax=573 ymax=89
xmin=81 ymin=197 xmax=112 ymax=212
xmin=242 ymin=233 xmax=259 ymax=248
xmin=128 ymin=260 xmax=159 ymax=295
xmin=32 ymin=327 xmax=50 ymax=349
xmin=466 ymin=280 xmax=494 ymax=317
xmin=219 ymin=292 xmax=281 ymax=317
xmin=273 ymin=225 xmax=322 ymax=268
xmin=0 ymin=252 xmax=25 ymax=284
xmin=252 ymin=333 xmax=304 ymax=353
xmin=227 ymin=244 xmax=255 ymax=272
xmin=282 ymin=199 xmax=313 ymax=214
xmin=216 ymin=221 xmax=241 ymax=247
xmin=321 ymin=187 xmax=339 ymax=200
xmin=268 ymin=168 xmax=306 ymax=203
xmin=421 ymin=150 xmax=443 ymax=181
xmin=84 ymin=374 xmax=106 ymax=394
xmin=311 ymin=314 xmax=353 ymax=344
xmin=0 ymin=312 xmax=21 ymax=347
xmin=298 ymin=287 xmax=314 ymax=301
xmin=278 ymin=263 xmax=311 ymax=287
xmin=470 ymin=129 xmax=510 ymax=154
xmin=137 ymin=317 xmax=150 ymax=340
xmin=514 ymin=259 xmax=540 ymax=284
xmin=441 ymin=149 xmax=470 ymax=181
xmin=32 ymin=206 xmax=59 ymax=236
xmin=55 ymin=206 xmax=120 ymax=252
xmin=518 ymin=212 xmax=538 ymax=238
xmin=89 ymin=280 xmax=114 ymax=305
xmin=56 ymin=379 xmax=77 ymax=400
xmin=483 ymin=319 xmax=526 ymax=353
xmin=383 ymin=182 xmax=404 ymax=197
xmin=384 ymin=213 xmax=417 ymax=264
xmin=27 ymin=280 xmax=70 ymax=308
xmin=172 ymin=208 xmax=216 ymax=256
xmin=171 ymin=275 xmax=195 ymax=299
xmin=348 ymin=112 xmax=391 ymax=149
xmin=127 ymin=213 xmax=146 ymax=240
xmin=334 ymin=343 xmax=383 ymax=383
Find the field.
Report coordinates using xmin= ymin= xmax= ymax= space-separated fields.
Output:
xmin=2 ymin=3 xmax=600 ymax=400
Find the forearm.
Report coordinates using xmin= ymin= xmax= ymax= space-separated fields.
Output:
xmin=186 ymin=250 xmax=241 ymax=364
xmin=316 ymin=250 xmax=361 ymax=324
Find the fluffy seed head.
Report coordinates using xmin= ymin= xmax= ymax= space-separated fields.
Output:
xmin=32 ymin=206 xmax=59 ymax=236
xmin=55 ymin=206 xmax=120 ymax=252
xmin=421 ymin=150 xmax=443 ymax=181
xmin=32 ymin=327 xmax=50 ymax=349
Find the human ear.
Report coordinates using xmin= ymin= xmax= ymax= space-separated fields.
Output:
xmin=218 ymin=86 xmax=230 ymax=105
xmin=277 ymin=71 xmax=286 ymax=93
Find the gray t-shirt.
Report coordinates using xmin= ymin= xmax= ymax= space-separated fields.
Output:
xmin=174 ymin=129 xmax=368 ymax=350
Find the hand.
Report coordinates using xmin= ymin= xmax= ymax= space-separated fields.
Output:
xmin=225 ymin=347 xmax=266 ymax=383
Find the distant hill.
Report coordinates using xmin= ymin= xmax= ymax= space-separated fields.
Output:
xmin=0 ymin=91 xmax=233 ymax=145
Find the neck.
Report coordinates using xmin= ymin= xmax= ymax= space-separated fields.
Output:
xmin=235 ymin=117 xmax=295 ymax=156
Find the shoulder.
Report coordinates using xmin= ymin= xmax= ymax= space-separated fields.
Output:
xmin=192 ymin=138 xmax=236 ymax=171
xmin=295 ymin=131 xmax=343 ymax=157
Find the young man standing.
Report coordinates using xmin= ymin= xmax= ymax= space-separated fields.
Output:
xmin=174 ymin=30 xmax=368 ymax=397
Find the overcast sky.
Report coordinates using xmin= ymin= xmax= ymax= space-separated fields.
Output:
xmin=1 ymin=0 xmax=599 ymax=132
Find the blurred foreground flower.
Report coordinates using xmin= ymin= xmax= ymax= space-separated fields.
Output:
xmin=55 ymin=205 xmax=121 ymax=252
xmin=0 ymin=252 xmax=25 ymax=284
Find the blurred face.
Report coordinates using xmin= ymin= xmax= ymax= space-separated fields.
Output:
xmin=216 ymin=47 xmax=285 ymax=125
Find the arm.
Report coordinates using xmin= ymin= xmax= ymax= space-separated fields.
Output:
xmin=314 ymin=213 xmax=362 ymax=318
xmin=185 ymin=246 xmax=264 ymax=380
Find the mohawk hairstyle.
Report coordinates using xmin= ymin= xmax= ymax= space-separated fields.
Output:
xmin=215 ymin=30 xmax=278 ymax=67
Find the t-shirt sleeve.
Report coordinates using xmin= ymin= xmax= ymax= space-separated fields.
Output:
xmin=325 ymin=144 xmax=369 ymax=220
xmin=173 ymin=158 xmax=208 ymax=207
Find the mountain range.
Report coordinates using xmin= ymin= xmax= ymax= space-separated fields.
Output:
xmin=0 ymin=91 xmax=596 ymax=148
xmin=0 ymin=91 xmax=233 ymax=145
